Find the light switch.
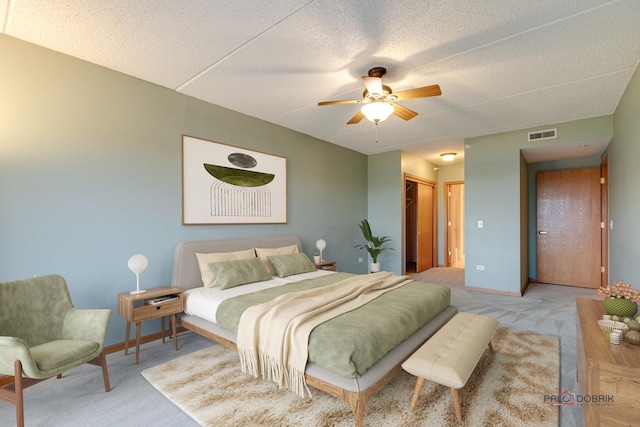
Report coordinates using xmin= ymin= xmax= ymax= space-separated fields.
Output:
xmin=478 ymin=220 xmax=483 ymax=228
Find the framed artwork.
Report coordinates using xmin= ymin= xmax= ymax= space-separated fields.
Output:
xmin=182 ymin=135 xmax=287 ymax=224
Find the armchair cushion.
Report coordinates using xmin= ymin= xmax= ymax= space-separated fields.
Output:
xmin=30 ymin=340 xmax=100 ymax=374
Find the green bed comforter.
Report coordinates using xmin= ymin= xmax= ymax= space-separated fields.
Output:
xmin=216 ymin=272 xmax=450 ymax=378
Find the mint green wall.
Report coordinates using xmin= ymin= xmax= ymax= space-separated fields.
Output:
xmin=0 ymin=35 xmax=367 ymax=345
xmin=465 ymin=116 xmax=613 ymax=293
xmin=436 ymin=162 xmax=464 ymax=266
xmin=366 ymin=151 xmax=402 ymax=274
xmin=464 ymin=134 xmax=523 ymax=293
xmin=401 ymin=151 xmax=438 ymax=182
xmin=610 ymin=64 xmax=640 ymax=284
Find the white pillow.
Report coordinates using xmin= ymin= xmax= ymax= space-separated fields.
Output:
xmin=195 ymin=248 xmax=256 ymax=287
xmin=255 ymin=244 xmax=299 ymax=276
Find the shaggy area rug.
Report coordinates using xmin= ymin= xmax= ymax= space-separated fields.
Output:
xmin=142 ymin=327 xmax=559 ymax=426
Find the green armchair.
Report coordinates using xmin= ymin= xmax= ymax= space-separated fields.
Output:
xmin=0 ymin=274 xmax=112 ymax=427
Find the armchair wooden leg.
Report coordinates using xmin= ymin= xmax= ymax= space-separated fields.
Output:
xmin=0 ymin=361 xmax=50 ymax=427
xmin=87 ymin=350 xmax=111 ymax=392
xmin=2 ymin=354 xmax=110 ymax=427
xmin=14 ymin=360 xmax=25 ymax=427
xmin=100 ymin=351 xmax=111 ymax=392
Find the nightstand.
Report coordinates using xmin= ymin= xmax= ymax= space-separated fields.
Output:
xmin=315 ymin=260 xmax=336 ymax=271
xmin=117 ymin=286 xmax=184 ymax=363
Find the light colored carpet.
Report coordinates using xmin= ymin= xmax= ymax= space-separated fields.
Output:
xmin=142 ymin=327 xmax=559 ymax=427
xmin=410 ymin=267 xmax=465 ymax=288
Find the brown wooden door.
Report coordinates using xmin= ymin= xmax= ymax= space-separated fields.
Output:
xmin=446 ymin=183 xmax=464 ymax=267
xmin=417 ymin=182 xmax=434 ymax=272
xmin=537 ymin=168 xmax=601 ymax=288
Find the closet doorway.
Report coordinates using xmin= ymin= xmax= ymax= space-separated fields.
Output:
xmin=405 ymin=174 xmax=437 ymax=273
xmin=445 ymin=182 xmax=465 ymax=268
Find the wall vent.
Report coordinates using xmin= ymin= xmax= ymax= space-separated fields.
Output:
xmin=528 ymin=128 xmax=557 ymax=141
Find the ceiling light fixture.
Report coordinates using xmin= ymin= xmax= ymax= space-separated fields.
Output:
xmin=440 ymin=153 xmax=457 ymax=162
xmin=361 ymin=102 xmax=394 ymax=124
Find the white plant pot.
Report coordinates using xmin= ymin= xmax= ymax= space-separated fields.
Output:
xmin=370 ymin=262 xmax=380 ymax=273
xmin=313 ymin=256 xmax=321 ymax=263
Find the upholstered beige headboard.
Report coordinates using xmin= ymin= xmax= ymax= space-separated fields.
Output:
xmin=171 ymin=235 xmax=302 ymax=291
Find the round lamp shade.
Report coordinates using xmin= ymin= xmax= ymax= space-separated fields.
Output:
xmin=128 ymin=254 xmax=148 ymax=274
xmin=316 ymin=239 xmax=326 ymax=251
xmin=361 ymin=102 xmax=394 ymax=123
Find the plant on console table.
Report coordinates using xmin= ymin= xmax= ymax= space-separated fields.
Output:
xmin=597 ymin=280 xmax=640 ymax=318
xmin=355 ymin=219 xmax=393 ymax=273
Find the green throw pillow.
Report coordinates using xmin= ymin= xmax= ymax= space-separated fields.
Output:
xmin=267 ymin=253 xmax=317 ymax=277
xmin=208 ymin=258 xmax=272 ymax=290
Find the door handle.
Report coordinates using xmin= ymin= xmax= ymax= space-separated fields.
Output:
xmin=538 ymin=231 xmax=548 ymax=235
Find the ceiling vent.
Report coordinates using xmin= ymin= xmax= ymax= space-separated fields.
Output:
xmin=528 ymin=128 xmax=557 ymax=142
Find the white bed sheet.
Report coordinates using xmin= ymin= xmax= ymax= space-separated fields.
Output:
xmin=183 ymin=269 xmax=335 ymax=324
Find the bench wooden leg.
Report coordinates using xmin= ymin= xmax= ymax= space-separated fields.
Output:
xmin=488 ymin=340 xmax=494 ymax=354
xmin=409 ymin=377 xmax=425 ymax=412
xmin=451 ymin=387 xmax=462 ymax=422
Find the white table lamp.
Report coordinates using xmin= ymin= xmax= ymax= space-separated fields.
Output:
xmin=128 ymin=254 xmax=148 ymax=294
xmin=316 ymin=239 xmax=326 ymax=261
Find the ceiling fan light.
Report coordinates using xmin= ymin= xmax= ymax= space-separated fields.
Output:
xmin=361 ymin=102 xmax=394 ymax=123
xmin=440 ymin=152 xmax=457 ymax=162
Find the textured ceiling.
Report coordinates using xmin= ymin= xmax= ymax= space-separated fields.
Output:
xmin=2 ymin=0 xmax=639 ymax=165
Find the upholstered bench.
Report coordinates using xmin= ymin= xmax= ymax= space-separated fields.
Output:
xmin=401 ymin=312 xmax=499 ymax=422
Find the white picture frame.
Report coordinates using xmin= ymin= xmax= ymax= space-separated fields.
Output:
xmin=182 ymin=135 xmax=287 ymax=224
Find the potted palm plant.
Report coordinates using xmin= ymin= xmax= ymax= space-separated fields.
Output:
xmin=355 ymin=219 xmax=393 ymax=272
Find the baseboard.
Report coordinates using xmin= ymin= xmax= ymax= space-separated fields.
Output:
xmin=463 ymin=285 xmax=523 ymax=297
xmin=104 ymin=326 xmax=189 ymax=355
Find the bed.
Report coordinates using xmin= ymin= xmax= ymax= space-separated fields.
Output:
xmin=172 ymin=235 xmax=457 ymax=427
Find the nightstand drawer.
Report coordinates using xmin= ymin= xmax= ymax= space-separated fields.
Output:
xmin=131 ymin=299 xmax=183 ymax=321
xmin=315 ymin=260 xmax=336 ymax=271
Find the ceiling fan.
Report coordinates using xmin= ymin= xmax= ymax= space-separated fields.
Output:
xmin=318 ymin=67 xmax=441 ymax=125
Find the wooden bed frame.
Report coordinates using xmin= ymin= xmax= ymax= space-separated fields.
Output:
xmin=172 ymin=236 xmax=456 ymax=427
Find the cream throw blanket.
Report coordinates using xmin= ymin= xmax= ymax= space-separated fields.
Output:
xmin=236 ymin=272 xmax=411 ymax=398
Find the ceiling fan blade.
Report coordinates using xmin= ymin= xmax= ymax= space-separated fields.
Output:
xmin=362 ymin=76 xmax=383 ymax=96
xmin=390 ymin=103 xmax=418 ymax=121
xmin=318 ymin=99 xmax=361 ymax=106
xmin=393 ymin=84 xmax=441 ymax=101
xmin=347 ymin=110 xmax=365 ymax=124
